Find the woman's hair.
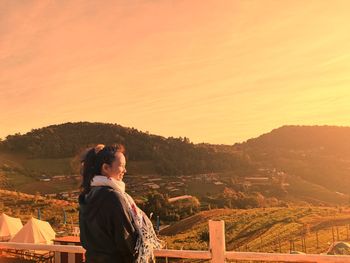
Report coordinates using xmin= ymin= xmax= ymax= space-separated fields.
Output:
xmin=80 ymin=144 xmax=125 ymax=194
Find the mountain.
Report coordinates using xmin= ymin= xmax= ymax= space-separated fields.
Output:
xmin=0 ymin=122 xmax=251 ymax=176
xmin=0 ymin=122 xmax=253 ymax=195
xmin=235 ymin=125 xmax=350 ymax=194
xmin=238 ymin=125 xmax=350 ymax=154
xmin=1 ymin=123 xmax=350 ymax=206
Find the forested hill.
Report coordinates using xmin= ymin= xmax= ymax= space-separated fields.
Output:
xmin=237 ymin=125 xmax=350 ymax=155
xmin=2 ymin=123 xmax=350 ymax=201
xmin=0 ymin=122 xmax=252 ymax=176
xmin=3 ymin=123 xmax=350 ymax=192
xmin=235 ymin=125 xmax=350 ymax=193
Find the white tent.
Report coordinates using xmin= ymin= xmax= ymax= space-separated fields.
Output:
xmin=10 ymin=217 xmax=56 ymax=244
xmin=0 ymin=213 xmax=23 ymax=240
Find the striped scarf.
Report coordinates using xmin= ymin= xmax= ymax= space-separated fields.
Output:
xmin=90 ymin=175 xmax=163 ymax=263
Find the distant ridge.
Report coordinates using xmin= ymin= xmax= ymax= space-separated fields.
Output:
xmin=2 ymin=123 xmax=350 ymax=203
xmin=238 ymin=125 xmax=350 ymax=154
xmin=0 ymin=122 xmax=251 ymax=176
xmin=236 ymin=125 xmax=350 ymax=194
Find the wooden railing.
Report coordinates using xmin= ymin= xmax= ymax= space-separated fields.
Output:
xmin=2 ymin=220 xmax=350 ymax=262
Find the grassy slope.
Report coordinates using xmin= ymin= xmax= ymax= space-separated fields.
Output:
xmin=0 ymin=153 xmax=75 ymax=193
xmin=0 ymin=189 xmax=78 ymax=233
xmin=161 ymin=207 xmax=350 ymax=253
xmin=286 ymin=175 xmax=349 ymax=205
xmin=22 ymin=158 xmax=75 ymax=175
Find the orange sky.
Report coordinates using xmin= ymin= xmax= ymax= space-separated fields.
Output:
xmin=1 ymin=0 xmax=350 ymax=144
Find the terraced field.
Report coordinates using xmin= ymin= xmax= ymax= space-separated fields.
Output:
xmin=161 ymin=207 xmax=350 ymax=254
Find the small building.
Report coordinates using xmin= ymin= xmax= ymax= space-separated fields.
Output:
xmin=244 ymin=177 xmax=270 ymax=185
xmin=168 ymin=195 xmax=193 ymax=203
xmin=148 ymin=184 xmax=160 ymax=190
xmin=40 ymin=178 xmax=51 ymax=182
xmin=52 ymin=175 xmax=66 ymax=180
xmin=148 ymin=178 xmax=162 ymax=182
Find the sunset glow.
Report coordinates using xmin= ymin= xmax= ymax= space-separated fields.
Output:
xmin=1 ymin=0 xmax=350 ymax=143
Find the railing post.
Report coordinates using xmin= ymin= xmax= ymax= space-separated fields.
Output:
xmin=209 ymin=220 xmax=226 ymax=263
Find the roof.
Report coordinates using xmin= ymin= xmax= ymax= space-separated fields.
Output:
xmin=53 ymin=236 xmax=80 ymax=243
xmin=0 ymin=213 xmax=23 ymax=238
xmin=245 ymin=177 xmax=269 ymax=180
xmin=168 ymin=195 xmax=193 ymax=203
xmin=10 ymin=217 xmax=56 ymax=244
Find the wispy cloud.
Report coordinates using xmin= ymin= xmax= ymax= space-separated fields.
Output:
xmin=1 ymin=0 xmax=350 ymax=143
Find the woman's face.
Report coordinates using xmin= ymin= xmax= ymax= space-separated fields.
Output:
xmin=102 ymin=152 xmax=127 ymax=180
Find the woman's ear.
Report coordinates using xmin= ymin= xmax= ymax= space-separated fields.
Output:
xmin=101 ymin=163 xmax=110 ymax=176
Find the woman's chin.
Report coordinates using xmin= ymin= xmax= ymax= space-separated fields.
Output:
xmin=112 ymin=174 xmax=124 ymax=181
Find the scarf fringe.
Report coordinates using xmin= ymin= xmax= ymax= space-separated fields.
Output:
xmin=91 ymin=176 xmax=164 ymax=263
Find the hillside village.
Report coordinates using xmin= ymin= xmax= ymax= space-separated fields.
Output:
xmin=27 ymin=167 xmax=289 ymax=206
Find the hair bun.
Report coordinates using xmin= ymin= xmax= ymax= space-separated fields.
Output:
xmin=94 ymin=144 xmax=105 ymax=154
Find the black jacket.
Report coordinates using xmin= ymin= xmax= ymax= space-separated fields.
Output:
xmin=79 ymin=186 xmax=138 ymax=263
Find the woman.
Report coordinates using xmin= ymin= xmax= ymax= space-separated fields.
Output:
xmin=79 ymin=144 xmax=162 ymax=263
